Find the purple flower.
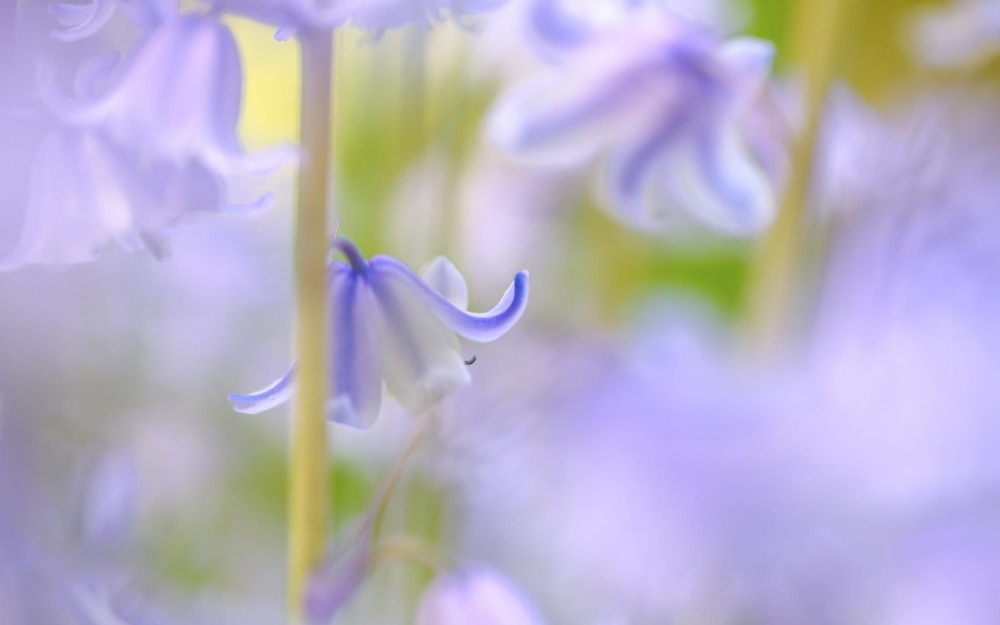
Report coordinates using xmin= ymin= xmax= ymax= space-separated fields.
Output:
xmin=1 ymin=14 xmax=288 ymax=268
xmin=488 ymin=6 xmax=779 ymax=235
xmin=0 ymin=126 xmax=261 ymax=269
xmin=230 ymin=241 xmax=529 ymax=427
xmin=48 ymin=0 xmax=174 ymax=42
xmin=415 ymin=568 xmax=545 ymax=625
xmin=38 ymin=14 xmax=296 ymax=177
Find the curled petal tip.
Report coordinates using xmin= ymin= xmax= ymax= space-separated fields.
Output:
xmin=370 ymin=257 xmax=529 ymax=343
xmin=228 ymin=366 xmax=296 ymax=414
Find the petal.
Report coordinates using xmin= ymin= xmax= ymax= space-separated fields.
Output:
xmin=661 ymin=122 xmax=776 ymax=235
xmin=527 ymin=0 xmax=593 ymax=51
xmin=49 ymin=0 xmax=117 ymax=42
xmin=486 ymin=19 xmax=694 ymax=167
xmin=370 ymin=256 xmax=529 ymax=343
xmin=605 ymin=110 xmax=689 ymax=230
xmin=49 ymin=2 xmax=97 ymax=26
xmin=420 ymin=256 xmax=469 ymax=310
xmin=327 ymin=268 xmax=383 ymax=428
xmin=73 ymin=51 xmax=121 ymax=99
xmin=0 ymin=130 xmax=136 ymax=270
xmin=228 ymin=365 xmax=296 ymax=414
xmin=117 ymin=0 xmax=174 ymax=30
xmin=714 ymin=36 xmax=775 ymax=108
xmin=218 ymin=191 xmax=274 ymax=214
xmin=367 ymin=268 xmax=471 ymax=415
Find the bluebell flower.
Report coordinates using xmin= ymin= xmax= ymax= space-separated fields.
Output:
xmin=230 ymin=241 xmax=529 ymax=427
xmin=0 ymin=125 xmax=264 ymax=269
xmin=48 ymin=0 xmax=173 ymax=42
xmin=415 ymin=568 xmax=546 ymax=625
xmin=488 ymin=6 xmax=780 ymax=235
xmin=38 ymin=13 xmax=296 ymax=177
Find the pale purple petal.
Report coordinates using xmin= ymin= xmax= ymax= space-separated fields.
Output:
xmin=0 ymin=130 xmax=134 ymax=269
xmin=420 ymin=256 xmax=469 ymax=310
xmin=659 ymin=122 xmax=776 ymax=235
xmin=606 ymin=110 xmax=689 ymax=230
xmin=228 ymin=365 xmax=296 ymax=414
xmin=527 ymin=0 xmax=592 ymax=50
xmin=370 ymin=256 xmax=529 ymax=343
xmin=49 ymin=0 xmax=117 ymax=42
xmin=73 ymin=51 xmax=121 ymax=99
xmin=328 ymin=266 xmax=383 ymax=428
xmin=367 ymin=266 xmax=471 ymax=414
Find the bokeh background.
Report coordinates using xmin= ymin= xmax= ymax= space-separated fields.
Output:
xmin=4 ymin=0 xmax=1000 ymax=623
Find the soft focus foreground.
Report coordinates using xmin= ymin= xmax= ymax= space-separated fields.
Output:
xmin=3 ymin=0 xmax=1000 ymax=624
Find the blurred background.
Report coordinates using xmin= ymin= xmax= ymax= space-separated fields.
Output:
xmin=4 ymin=0 xmax=1000 ymax=623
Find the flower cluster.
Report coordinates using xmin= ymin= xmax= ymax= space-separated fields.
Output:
xmin=3 ymin=4 xmax=292 ymax=269
xmin=488 ymin=0 xmax=782 ymax=235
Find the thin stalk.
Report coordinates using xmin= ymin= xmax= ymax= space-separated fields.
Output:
xmin=745 ymin=0 xmax=858 ymax=353
xmin=288 ymin=31 xmax=334 ymax=623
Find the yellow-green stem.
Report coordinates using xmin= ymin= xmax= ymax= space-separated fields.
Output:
xmin=746 ymin=0 xmax=858 ymax=352
xmin=289 ymin=31 xmax=334 ymax=623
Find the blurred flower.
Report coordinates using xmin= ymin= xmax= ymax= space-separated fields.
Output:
xmin=2 ymin=13 xmax=290 ymax=268
xmin=488 ymin=5 xmax=780 ymax=235
xmin=230 ymin=242 xmax=529 ymax=428
xmin=0 ymin=126 xmax=258 ymax=269
xmin=908 ymin=0 xmax=1000 ymax=69
xmin=38 ymin=14 xmax=296 ymax=177
xmin=415 ymin=568 xmax=546 ymax=625
xmin=48 ymin=0 xmax=174 ymax=42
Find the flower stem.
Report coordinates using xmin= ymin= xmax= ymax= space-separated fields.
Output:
xmin=289 ymin=31 xmax=334 ymax=623
xmin=745 ymin=0 xmax=857 ymax=353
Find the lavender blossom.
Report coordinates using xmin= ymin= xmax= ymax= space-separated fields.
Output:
xmin=230 ymin=242 xmax=529 ymax=428
xmin=1 ymin=13 xmax=289 ymax=268
xmin=48 ymin=0 xmax=173 ymax=42
xmin=415 ymin=568 xmax=546 ymax=625
xmin=0 ymin=126 xmax=260 ymax=269
xmin=38 ymin=14 xmax=296 ymax=177
xmin=488 ymin=6 xmax=779 ymax=235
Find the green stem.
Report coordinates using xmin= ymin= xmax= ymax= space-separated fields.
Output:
xmin=745 ymin=0 xmax=857 ymax=353
xmin=288 ymin=30 xmax=334 ymax=623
